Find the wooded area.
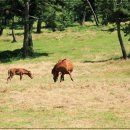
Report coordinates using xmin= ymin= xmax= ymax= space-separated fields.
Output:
xmin=0 ymin=0 xmax=130 ymax=59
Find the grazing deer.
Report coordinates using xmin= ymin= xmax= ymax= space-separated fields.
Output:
xmin=7 ymin=68 xmax=33 ymax=83
xmin=52 ymin=59 xmax=74 ymax=82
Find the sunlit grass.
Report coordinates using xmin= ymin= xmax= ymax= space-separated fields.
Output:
xmin=0 ymin=22 xmax=129 ymax=64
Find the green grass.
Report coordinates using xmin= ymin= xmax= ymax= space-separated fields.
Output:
xmin=0 ymin=22 xmax=129 ymax=64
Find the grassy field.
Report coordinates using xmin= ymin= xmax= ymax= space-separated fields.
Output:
xmin=0 ymin=22 xmax=130 ymax=128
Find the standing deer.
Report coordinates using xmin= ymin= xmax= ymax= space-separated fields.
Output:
xmin=7 ymin=68 xmax=33 ymax=83
xmin=52 ymin=59 xmax=74 ymax=82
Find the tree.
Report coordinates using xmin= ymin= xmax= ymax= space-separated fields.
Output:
xmin=23 ymin=0 xmax=37 ymax=57
xmin=74 ymin=0 xmax=98 ymax=26
xmin=23 ymin=0 xmax=30 ymax=57
xmin=0 ymin=0 xmax=7 ymax=36
xmin=116 ymin=20 xmax=127 ymax=59
xmin=111 ymin=2 xmax=130 ymax=59
xmin=86 ymin=0 xmax=99 ymax=26
xmin=0 ymin=0 xmax=18 ymax=41
xmin=99 ymin=0 xmax=130 ymax=59
xmin=11 ymin=16 xmax=17 ymax=42
xmin=35 ymin=0 xmax=75 ymax=31
xmin=74 ymin=0 xmax=89 ymax=25
xmin=35 ymin=0 xmax=45 ymax=33
xmin=36 ymin=19 xmax=42 ymax=33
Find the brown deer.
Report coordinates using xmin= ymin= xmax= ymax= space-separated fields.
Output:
xmin=7 ymin=68 xmax=33 ymax=83
xmin=52 ymin=59 xmax=74 ymax=82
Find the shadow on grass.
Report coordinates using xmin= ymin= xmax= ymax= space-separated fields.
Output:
xmin=0 ymin=49 xmax=51 ymax=63
xmin=84 ymin=57 xmax=122 ymax=63
xmin=101 ymin=27 xmax=116 ymax=33
xmin=127 ymin=53 xmax=130 ymax=59
xmin=8 ymin=32 xmax=23 ymax=36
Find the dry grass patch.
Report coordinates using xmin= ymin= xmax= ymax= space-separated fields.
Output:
xmin=0 ymin=60 xmax=130 ymax=127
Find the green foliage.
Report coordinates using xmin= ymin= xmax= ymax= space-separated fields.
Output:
xmin=74 ymin=0 xmax=95 ymax=23
xmin=42 ymin=1 xmax=75 ymax=31
xmin=45 ymin=11 xmax=74 ymax=31
xmin=97 ymin=0 xmax=130 ymax=44
xmin=123 ymin=23 xmax=130 ymax=37
xmin=111 ymin=3 xmax=130 ymax=23
xmin=98 ymin=1 xmax=130 ymax=23
xmin=96 ymin=0 xmax=115 ymax=25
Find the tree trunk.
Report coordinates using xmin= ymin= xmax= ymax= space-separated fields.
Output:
xmin=28 ymin=20 xmax=34 ymax=54
xmin=23 ymin=0 xmax=29 ymax=57
xmin=11 ymin=28 xmax=17 ymax=43
xmin=117 ymin=0 xmax=122 ymax=4
xmin=80 ymin=6 xmax=87 ymax=26
xmin=0 ymin=27 xmax=3 ymax=36
xmin=11 ymin=16 xmax=17 ymax=43
xmin=23 ymin=0 xmax=33 ymax=57
xmin=37 ymin=19 xmax=42 ymax=33
xmin=116 ymin=21 xmax=127 ymax=59
xmin=86 ymin=0 xmax=99 ymax=26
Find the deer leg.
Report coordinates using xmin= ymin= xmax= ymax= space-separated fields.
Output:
xmin=10 ymin=75 xmax=13 ymax=81
xmin=68 ymin=72 xmax=73 ymax=81
xmin=7 ymin=72 xmax=11 ymax=83
xmin=62 ymin=74 xmax=64 ymax=81
xmin=20 ymin=74 xmax=23 ymax=80
xmin=60 ymin=74 xmax=62 ymax=82
xmin=7 ymin=75 xmax=13 ymax=83
xmin=7 ymin=76 xmax=10 ymax=83
xmin=60 ymin=74 xmax=64 ymax=82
